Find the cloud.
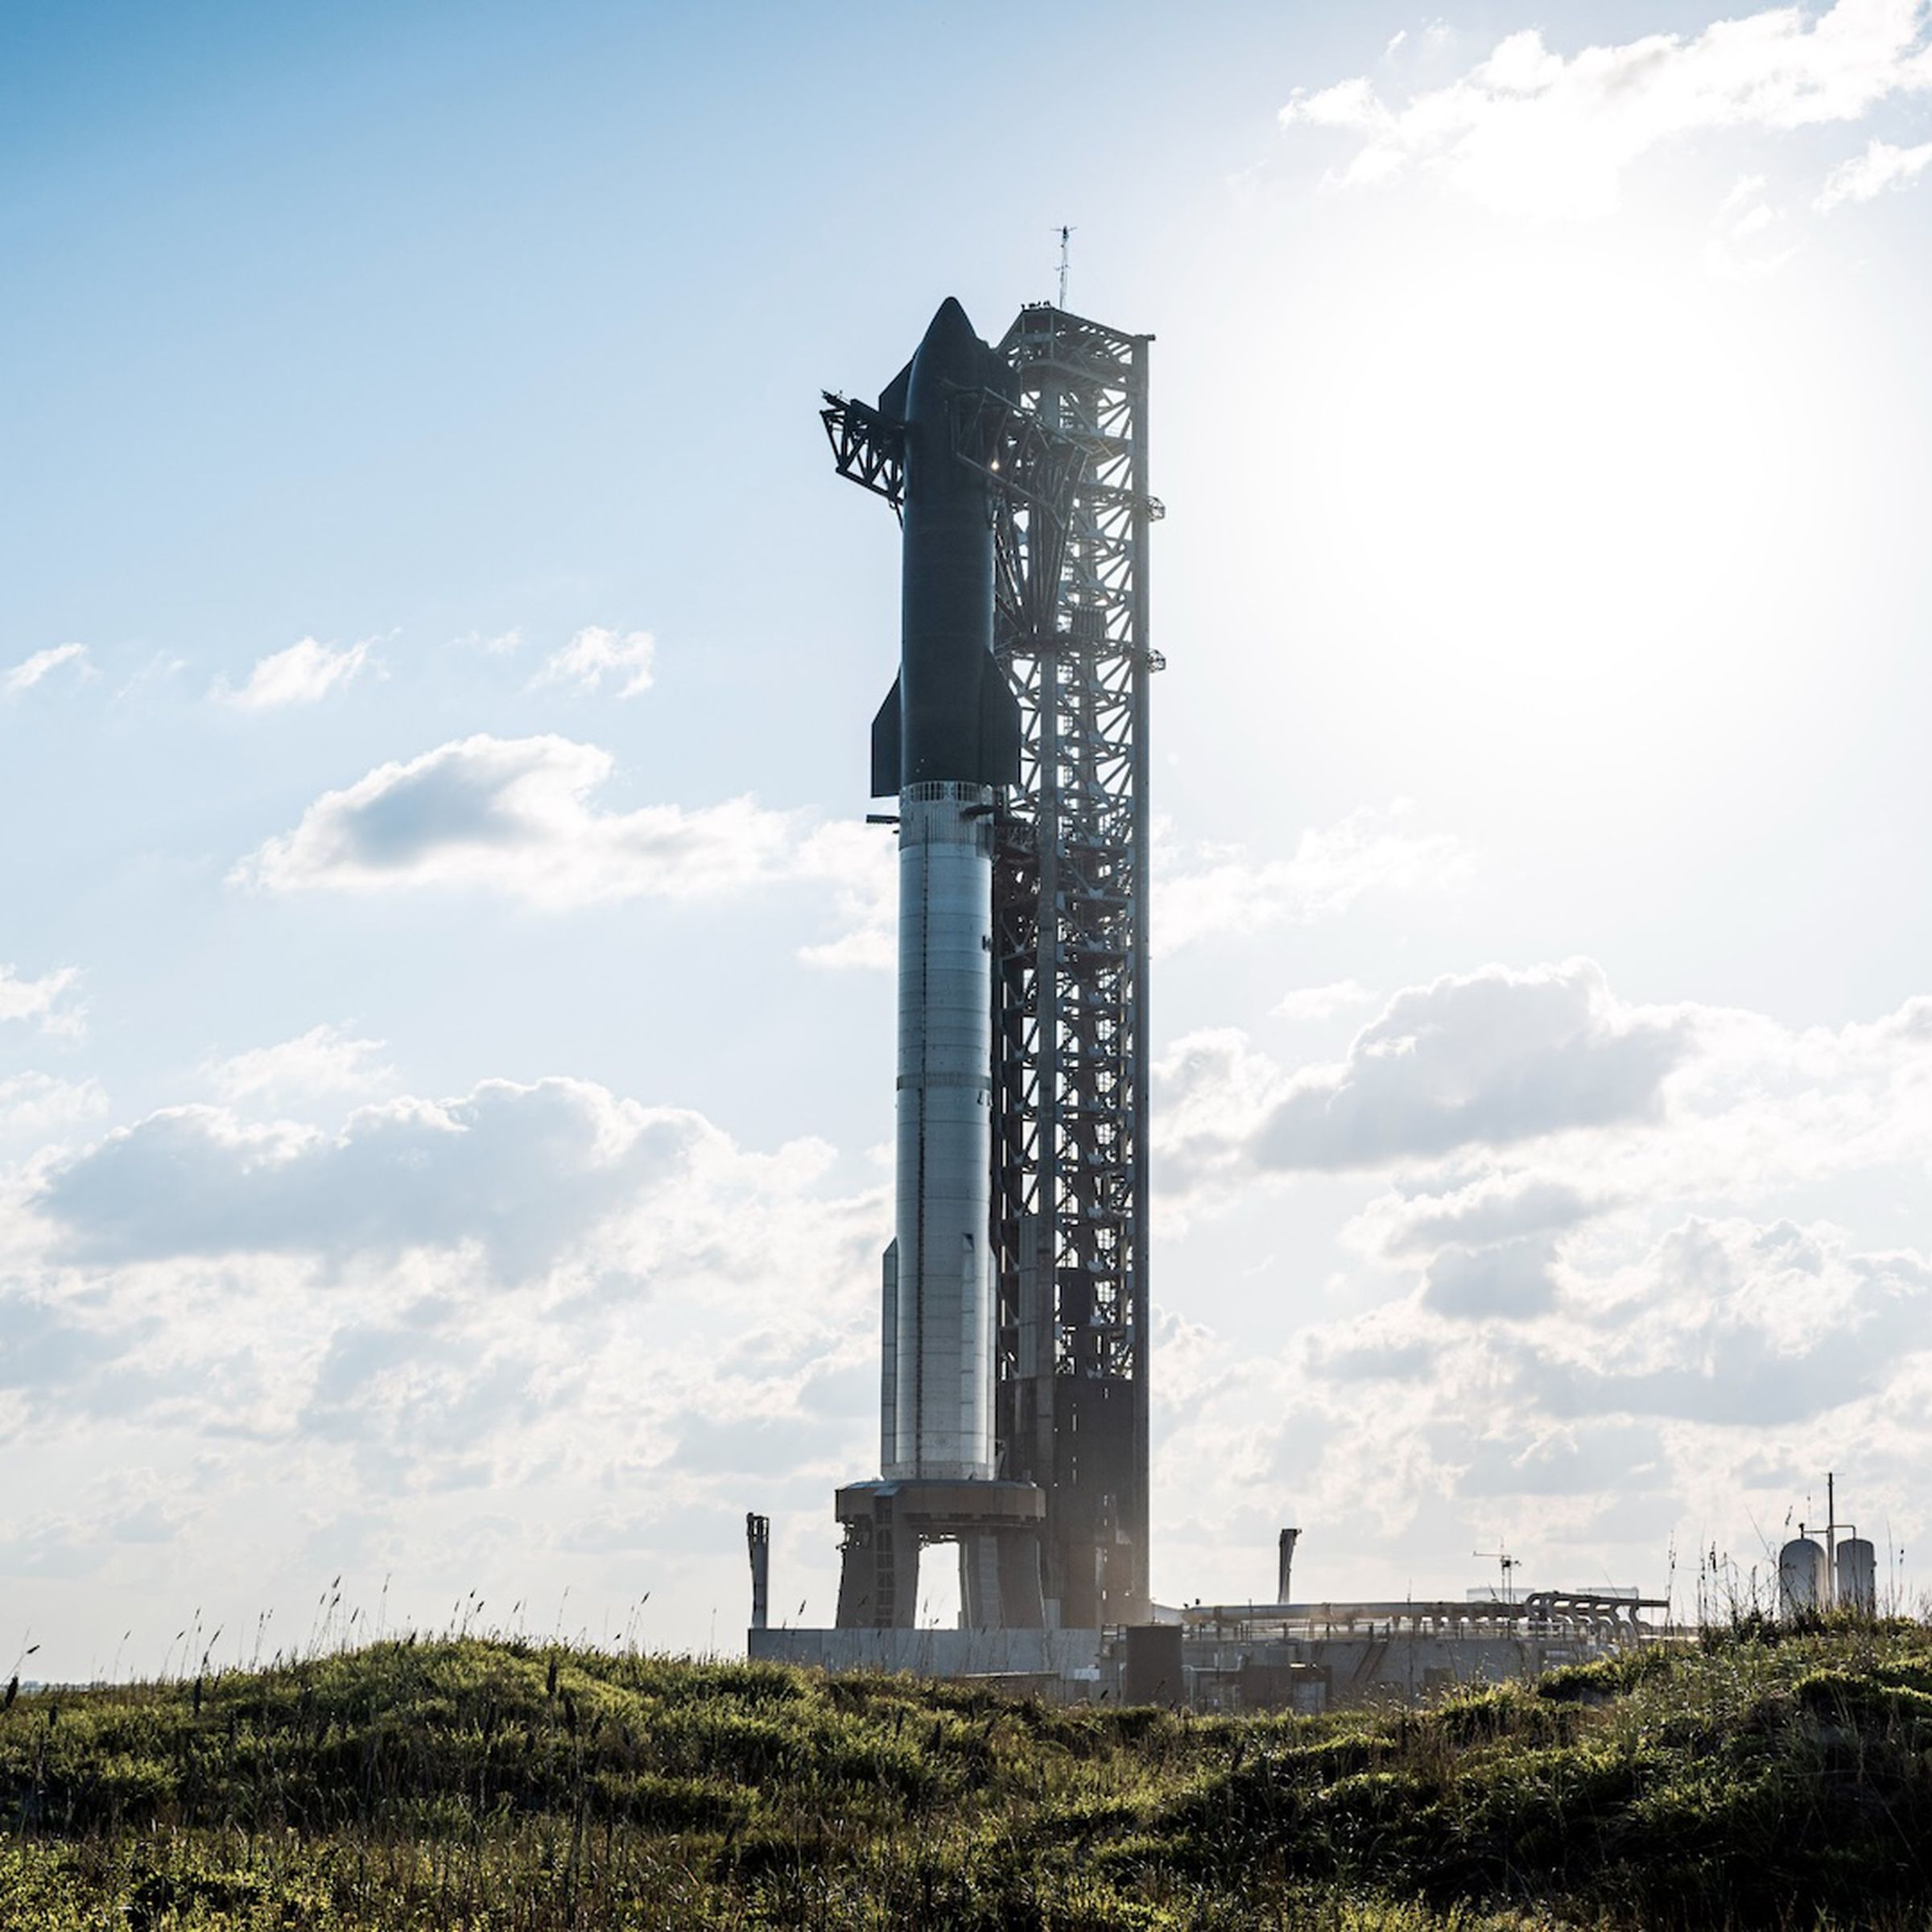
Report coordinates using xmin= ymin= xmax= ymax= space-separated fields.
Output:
xmin=1160 ymin=965 xmax=1932 ymax=1235
xmin=1274 ymin=980 xmax=1377 ymax=1023
xmin=1704 ymin=170 xmax=1800 ymax=274
xmin=232 ymin=735 xmax=901 ymax=971
xmin=235 ymin=734 xmax=797 ymax=907
xmin=1257 ymin=959 xmax=1688 ymax=1171
xmin=1163 ymin=968 xmax=1932 ymax=1611
xmin=1153 ymin=1026 xmax=1290 ymax=1204
xmin=0 ymin=1073 xmax=110 ymax=1155
xmin=1282 ymin=0 xmax=1932 ymax=218
xmin=238 ymin=749 xmax=1451 ymax=968
xmin=35 ymin=1077 xmax=709 ymax=1278
xmin=794 ymin=822 xmax=895 ymax=971
xmin=1425 ymin=1234 xmax=1562 ymax=1319
xmin=0 ymin=964 xmax=86 ymax=1039
xmin=1 ymin=1054 xmax=886 ymax=1627
xmin=1306 ymin=1333 xmax=1435 ymax=1382
xmin=664 ymin=1409 xmax=836 ymax=1476
xmin=217 ymin=636 xmax=374 ymax=709
xmin=5 ymin=642 xmax=88 ymax=695
xmin=1156 ymin=803 xmax=1468 ymax=955
xmin=1447 ymin=1420 xmax=1666 ymax=1499
xmin=1366 ymin=1171 xmax=1608 ymax=1257
xmin=114 ymin=650 xmax=188 ymax=704
xmin=206 ymin=1025 xmax=395 ymax=1108
xmin=1816 ymin=133 xmax=1932 ymax=205
xmin=0 ymin=1294 xmax=137 ymax=1396
xmin=532 ymin=626 xmax=655 ymax=699
xmin=0 ymin=1468 xmax=194 ymax=1583
xmin=1158 ymin=1215 xmax=1930 ymax=1600
xmin=1515 ymin=1218 xmax=1932 ymax=1426
xmin=296 ymin=1312 xmax=551 ymax=1484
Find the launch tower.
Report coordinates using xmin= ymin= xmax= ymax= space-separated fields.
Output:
xmin=988 ymin=305 xmax=1158 ymax=1629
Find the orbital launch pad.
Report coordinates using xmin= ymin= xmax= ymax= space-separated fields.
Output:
xmin=747 ymin=296 xmax=1674 ymax=1705
xmin=758 ymin=295 xmax=1160 ymax=1659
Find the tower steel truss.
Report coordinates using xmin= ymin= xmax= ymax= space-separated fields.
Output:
xmin=989 ymin=305 xmax=1160 ymax=1629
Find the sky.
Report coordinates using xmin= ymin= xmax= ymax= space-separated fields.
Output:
xmin=5 ymin=0 xmax=1932 ymax=1676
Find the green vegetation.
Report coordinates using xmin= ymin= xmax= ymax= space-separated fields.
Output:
xmin=4 ymin=1619 xmax=1931 ymax=1928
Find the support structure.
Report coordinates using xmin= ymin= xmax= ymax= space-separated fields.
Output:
xmin=989 ymin=306 xmax=1160 ymax=1629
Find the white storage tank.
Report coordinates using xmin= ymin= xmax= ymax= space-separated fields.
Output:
xmin=1836 ymin=1537 xmax=1877 ymax=1615
xmin=1779 ymin=1536 xmax=1825 ymax=1616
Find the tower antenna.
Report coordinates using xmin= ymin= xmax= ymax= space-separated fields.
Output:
xmin=1056 ymin=225 xmax=1075 ymax=309
xmin=1473 ymin=1543 xmax=1521 ymax=1601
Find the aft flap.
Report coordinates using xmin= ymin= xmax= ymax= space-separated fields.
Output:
xmin=975 ymin=655 xmax=1023 ymax=789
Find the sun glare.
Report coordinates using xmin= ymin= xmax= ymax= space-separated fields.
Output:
xmin=1248 ymin=214 xmax=1852 ymax=813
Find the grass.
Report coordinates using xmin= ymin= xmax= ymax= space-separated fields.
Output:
xmin=2 ymin=1618 xmax=1930 ymax=1927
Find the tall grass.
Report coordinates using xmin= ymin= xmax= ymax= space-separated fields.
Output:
xmin=3 ymin=1619 xmax=1930 ymax=1928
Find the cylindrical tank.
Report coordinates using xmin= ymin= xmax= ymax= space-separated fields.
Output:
xmin=1779 ymin=1537 xmax=1825 ymax=1616
xmin=886 ymin=782 xmax=997 ymax=1480
xmin=1836 ymin=1537 xmax=1877 ymax=1615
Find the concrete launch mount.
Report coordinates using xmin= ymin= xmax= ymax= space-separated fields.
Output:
xmin=778 ymin=298 xmax=1160 ymax=1659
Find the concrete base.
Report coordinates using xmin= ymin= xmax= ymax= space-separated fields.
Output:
xmin=833 ymin=1480 xmax=1046 ymax=1631
xmin=750 ymin=1624 xmax=1100 ymax=1683
xmin=1184 ymin=1631 xmax=1615 ymax=1711
xmin=749 ymin=1622 xmax=1650 ymax=1714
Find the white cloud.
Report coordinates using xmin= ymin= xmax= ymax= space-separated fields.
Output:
xmin=232 ymin=734 xmax=899 ymax=972
xmin=1156 ymin=803 xmax=1468 ymax=955
xmin=0 ymin=1049 xmax=890 ymax=1661
xmin=1282 ymin=0 xmax=1932 ymax=218
xmin=114 ymin=650 xmax=188 ymax=704
xmin=1162 ymin=965 xmax=1932 ymax=1230
xmin=0 ymin=1073 xmax=109 ymax=1156
xmin=235 ymin=734 xmax=797 ymax=907
xmin=1257 ymin=959 xmax=1686 ymax=1171
xmin=1274 ymin=979 xmax=1377 ymax=1023
xmin=217 ymin=637 xmax=373 ymax=710
xmin=1153 ymin=962 xmax=1686 ymax=1216
xmin=1152 ymin=1203 xmax=1932 ymax=1612
xmin=206 ymin=1025 xmax=395 ymax=1108
xmin=1138 ymin=955 xmax=1932 ymax=1608
xmin=14 ymin=952 xmax=1932 ymax=1657
xmin=1816 ymin=132 xmax=1932 ymax=204
xmin=1704 ymin=171 xmax=1799 ymax=275
xmin=1507 ymin=1217 xmax=1932 ymax=1426
xmin=1153 ymin=1027 xmax=1292 ymax=1210
xmin=240 ymin=750 xmax=1455 ymax=968
xmin=35 ymin=1077 xmax=710 ymax=1278
xmin=0 ymin=964 xmax=86 ymax=1040
xmin=1424 ymin=1233 xmax=1563 ymax=1319
xmin=1364 ymin=1170 xmax=1608 ymax=1257
xmin=795 ymin=822 xmax=895 ymax=971
xmin=5 ymin=642 xmax=89 ymax=695
xmin=532 ymin=625 xmax=655 ymax=699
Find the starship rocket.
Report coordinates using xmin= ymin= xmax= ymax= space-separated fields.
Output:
xmin=869 ymin=297 xmax=1022 ymax=1484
